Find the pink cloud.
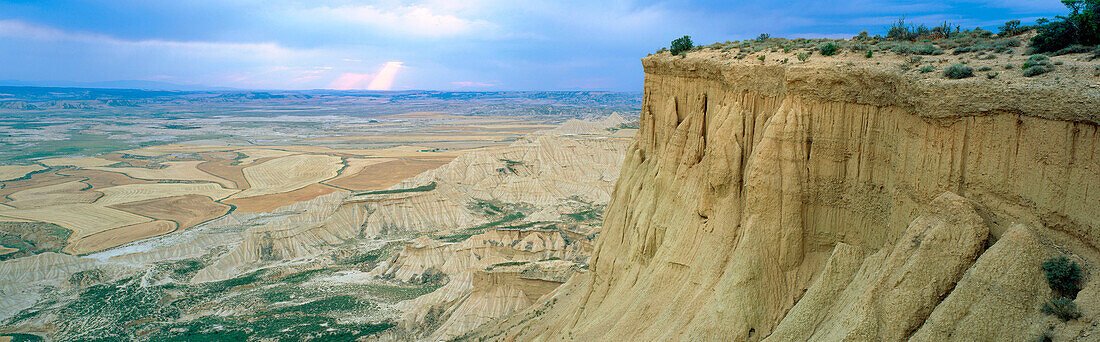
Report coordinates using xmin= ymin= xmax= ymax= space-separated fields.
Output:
xmin=329 ymin=73 xmax=373 ymax=90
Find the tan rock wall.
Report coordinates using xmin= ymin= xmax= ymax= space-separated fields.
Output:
xmin=465 ymin=57 xmax=1099 ymax=341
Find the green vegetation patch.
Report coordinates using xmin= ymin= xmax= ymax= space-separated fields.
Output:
xmin=355 ymin=181 xmax=437 ymax=196
xmin=943 ymin=64 xmax=974 ymax=79
xmin=360 ymin=283 xmax=444 ymax=302
xmin=279 ymin=268 xmax=333 ymax=284
xmin=1043 ymin=255 xmax=1082 ymax=298
xmin=147 ymin=312 xmax=393 ymax=342
xmin=0 ymin=221 xmax=72 ymax=261
xmin=564 ymin=207 xmax=604 ymax=223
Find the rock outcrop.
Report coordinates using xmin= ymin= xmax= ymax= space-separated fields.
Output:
xmin=464 ymin=54 xmax=1099 ymax=341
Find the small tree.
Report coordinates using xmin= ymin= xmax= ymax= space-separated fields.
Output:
xmin=1043 ymin=255 xmax=1083 ymax=298
xmin=670 ymin=36 xmax=694 ymax=56
xmin=999 ymin=20 xmax=1024 ymax=36
xmin=820 ymin=42 xmax=839 ymax=56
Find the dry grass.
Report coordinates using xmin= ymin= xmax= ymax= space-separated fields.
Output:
xmin=236 ymin=148 xmax=298 ymax=164
xmin=0 ymin=171 xmax=76 ymax=201
xmin=231 ymin=154 xmax=343 ymax=199
xmin=0 ymin=204 xmax=150 ymax=240
xmin=110 ymin=194 xmax=231 ymax=230
xmin=95 ymin=183 xmax=238 ymax=206
xmin=325 ymin=158 xmax=452 ymax=191
xmin=39 ymin=156 xmax=117 ymax=168
xmin=63 ymin=220 xmax=176 ymax=255
xmin=223 ymin=183 xmax=342 ymax=213
xmin=89 ymin=161 xmax=236 ymax=188
xmin=56 ymin=169 xmax=154 ymax=189
xmin=0 ymin=165 xmax=45 ymax=181
xmin=7 ymin=181 xmax=101 ymax=209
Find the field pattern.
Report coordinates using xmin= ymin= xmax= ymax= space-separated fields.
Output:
xmin=95 ymin=183 xmax=238 ymax=206
xmin=0 ymin=165 xmax=44 ymax=181
xmin=63 ymin=220 xmax=176 ymax=255
xmin=89 ymin=161 xmax=236 ymax=188
xmin=232 ymin=154 xmax=344 ymax=199
xmin=109 ymin=195 xmax=231 ymax=230
xmin=6 ymin=181 xmax=101 ymax=208
xmin=0 ymin=204 xmax=150 ymax=240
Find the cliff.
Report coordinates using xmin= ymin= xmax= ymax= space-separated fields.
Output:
xmin=464 ymin=53 xmax=1100 ymax=341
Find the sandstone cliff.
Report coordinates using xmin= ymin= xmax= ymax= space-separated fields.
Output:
xmin=464 ymin=53 xmax=1100 ymax=341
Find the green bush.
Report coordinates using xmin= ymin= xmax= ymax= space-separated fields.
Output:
xmin=1041 ymin=297 xmax=1081 ymax=321
xmin=943 ymin=64 xmax=974 ymax=79
xmin=1022 ymin=54 xmax=1055 ymax=77
xmin=820 ymin=42 xmax=839 ymax=56
xmin=756 ymin=33 xmax=771 ymax=41
xmin=1042 ymin=256 xmax=1082 ymax=297
xmin=865 ymin=50 xmax=873 ymax=58
xmin=1031 ymin=0 xmax=1100 ymax=52
xmin=1023 ymin=65 xmax=1054 ymax=76
xmin=919 ymin=65 xmax=935 ymax=73
xmin=670 ymin=36 xmax=694 ymax=56
xmin=797 ymin=52 xmax=811 ymax=62
xmin=999 ymin=20 xmax=1025 ymax=36
xmin=888 ymin=18 xmax=920 ymax=40
xmin=1032 ymin=19 xmax=1079 ymax=53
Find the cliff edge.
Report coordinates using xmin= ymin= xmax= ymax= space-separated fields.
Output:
xmin=462 ymin=52 xmax=1100 ymax=341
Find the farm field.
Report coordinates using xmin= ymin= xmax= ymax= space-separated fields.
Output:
xmin=0 ymin=99 xmax=614 ymax=255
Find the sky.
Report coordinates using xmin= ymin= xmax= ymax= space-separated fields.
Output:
xmin=0 ymin=0 xmax=1072 ymax=91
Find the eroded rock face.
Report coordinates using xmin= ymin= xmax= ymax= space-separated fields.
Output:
xmin=465 ymin=55 xmax=1099 ymax=341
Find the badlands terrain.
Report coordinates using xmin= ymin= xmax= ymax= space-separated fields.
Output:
xmin=463 ymin=32 xmax=1100 ymax=341
xmin=0 ymin=90 xmax=638 ymax=341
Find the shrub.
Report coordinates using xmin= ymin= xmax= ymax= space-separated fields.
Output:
xmin=943 ymin=63 xmax=974 ymax=79
xmin=797 ymin=52 xmax=811 ymax=62
xmin=1032 ymin=19 xmax=1079 ymax=53
xmin=1031 ymin=0 xmax=1100 ymax=52
xmin=978 ymin=66 xmax=993 ymax=71
xmin=890 ymin=42 xmax=945 ymax=55
xmin=888 ymin=18 xmax=919 ymax=41
xmin=758 ymin=55 xmax=766 ymax=62
xmin=919 ymin=65 xmax=935 ymax=73
xmin=756 ymin=33 xmax=771 ymax=41
xmin=1054 ymin=44 xmax=1093 ymax=55
xmin=1042 ymin=256 xmax=1082 ymax=297
xmin=999 ymin=20 xmax=1025 ymax=36
xmin=1041 ymin=297 xmax=1082 ymax=321
xmin=865 ymin=50 xmax=873 ymax=58
xmin=820 ymin=42 xmax=839 ymax=56
xmin=670 ymin=36 xmax=694 ymax=56
xmin=931 ymin=21 xmax=958 ymax=39
xmin=986 ymin=71 xmax=999 ymax=79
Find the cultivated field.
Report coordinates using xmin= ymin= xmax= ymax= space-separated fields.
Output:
xmin=0 ymin=108 xmax=600 ymax=256
xmin=0 ymin=165 xmax=44 ymax=181
xmin=231 ymin=154 xmax=343 ymax=199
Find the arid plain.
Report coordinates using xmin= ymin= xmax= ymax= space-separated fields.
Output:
xmin=0 ymin=89 xmax=639 ymax=340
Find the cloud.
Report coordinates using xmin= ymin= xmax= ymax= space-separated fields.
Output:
xmin=299 ymin=5 xmax=496 ymax=37
xmin=0 ymin=19 xmax=306 ymax=60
